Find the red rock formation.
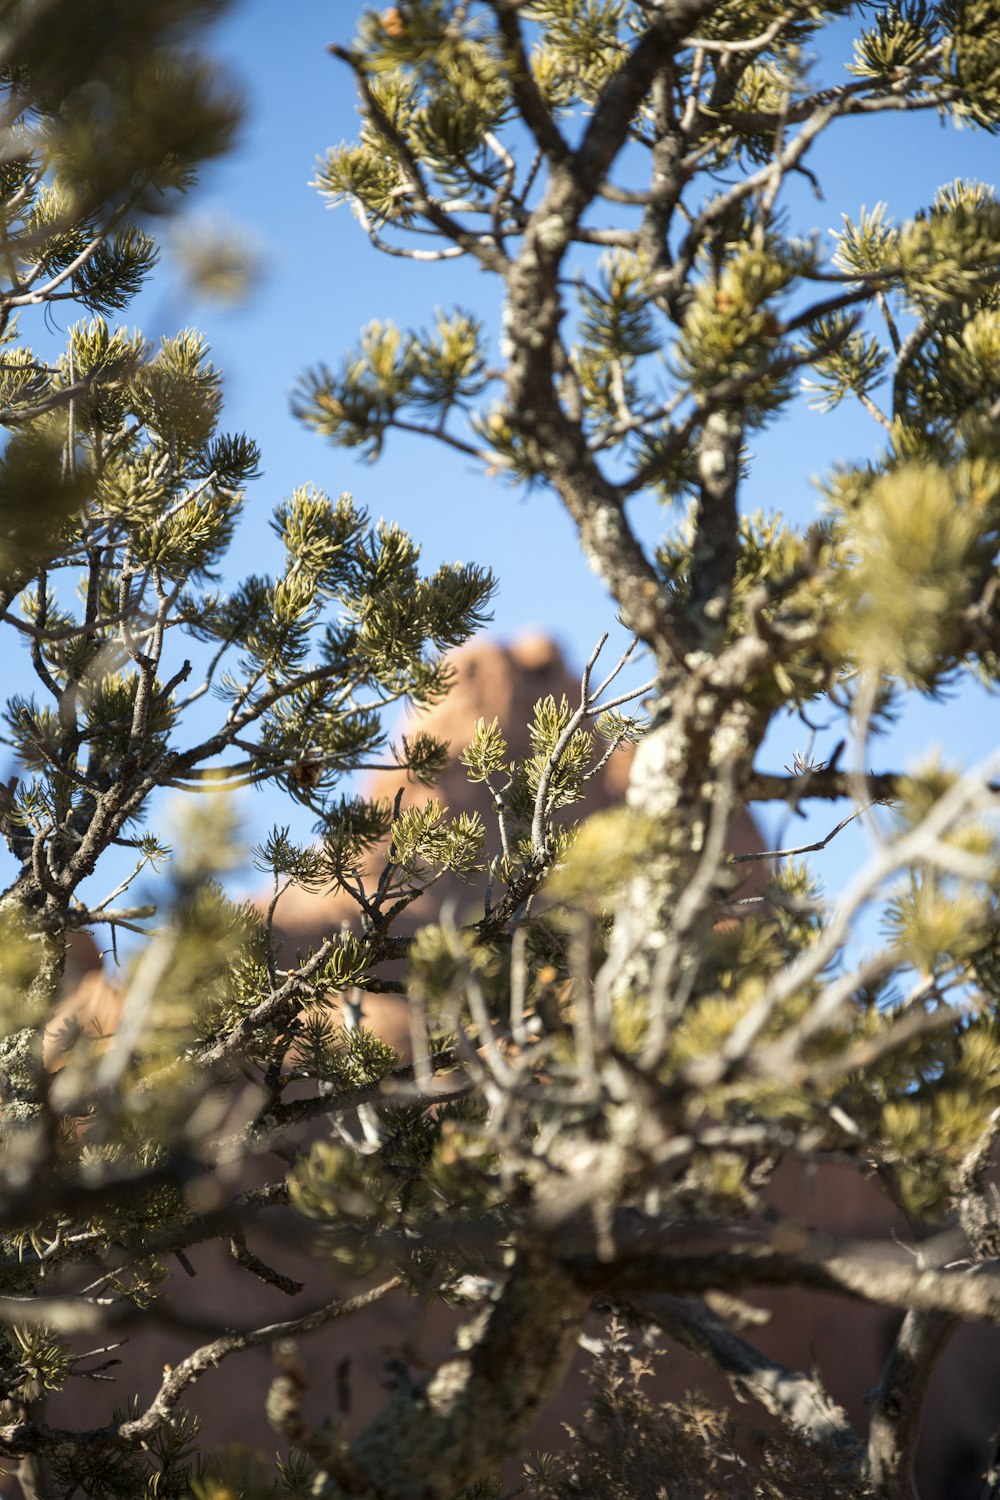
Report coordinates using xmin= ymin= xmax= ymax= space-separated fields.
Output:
xmin=273 ymin=632 xmax=767 ymax=1049
xmin=272 ymin=631 xmax=627 ymax=944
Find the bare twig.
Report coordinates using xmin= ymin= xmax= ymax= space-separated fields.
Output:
xmin=731 ymin=799 xmax=883 ymax=863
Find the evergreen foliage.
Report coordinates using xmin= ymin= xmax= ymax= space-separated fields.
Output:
xmin=2 ymin=2 xmax=1000 ymax=1498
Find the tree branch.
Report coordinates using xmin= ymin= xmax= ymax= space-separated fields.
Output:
xmin=343 ymin=1247 xmax=589 ymax=1500
xmin=562 ymin=1220 xmax=1000 ymax=1328
xmin=627 ymin=1290 xmax=860 ymax=1453
xmin=866 ymin=1309 xmax=958 ymax=1500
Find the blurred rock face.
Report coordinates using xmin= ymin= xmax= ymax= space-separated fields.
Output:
xmin=272 ymin=632 xmax=623 ymax=945
xmin=272 ymin=632 xmax=768 ymax=1051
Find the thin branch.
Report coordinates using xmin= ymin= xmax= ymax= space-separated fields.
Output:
xmin=867 ymin=1310 xmax=958 ymax=1500
xmin=628 ymin=1290 xmax=860 ymax=1452
xmin=353 ymin=197 xmax=469 ymax=261
xmin=228 ymin=1228 xmax=304 ymax=1297
xmin=747 ymin=767 xmax=905 ymax=803
xmin=328 ymin=44 xmax=508 ymax=273
xmin=0 ymin=1280 xmax=403 ymax=1458
xmin=730 ymin=799 xmax=883 ymax=862
xmin=487 ymin=1 xmax=572 ymax=165
xmin=683 ymin=13 xmax=794 ymax=54
xmin=529 ymin=634 xmax=650 ymax=861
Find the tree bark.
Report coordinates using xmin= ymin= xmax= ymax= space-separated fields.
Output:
xmin=340 ymin=1247 xmax=589 ymax=1500
xmin=867 ymin=1309 xmax=958 ymax=1500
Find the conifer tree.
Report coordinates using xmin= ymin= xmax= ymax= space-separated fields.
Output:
xmin=293 ymin=3 xmax=1000 ymax=1497
xmin=3 ymin=3 xmax=1000 ymax=1500
xmin=0 ymin=5 xmax=496 ymax=1496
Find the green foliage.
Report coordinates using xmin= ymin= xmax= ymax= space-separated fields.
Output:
xmin=545 ymin=806 xmax=658 ymax=911
xmin=850 ymin=4 xmax=938 ymax=79
xmin=941 ymin=0 xmax=1000 ymax=129
xmin=294 ymin=310 xmax=490 ymax=460
xmin=390 ymin=799 xmax=486 ymax=878
xmin=676 ymin=242 xmax=795 ymax=417
xmin=801 ymin=312 xmax=892 ymax=412
xmin=832 ymin=462 xmax=990 ymax=686
xmin=289 ymin=1011 xmax=399 ymax=1090
xmin=48 ymin=1395 xmax=203 ymax=1500
xmin=460 ymin=715 xmax=508 ymax=782
xmin=8 ymin=1322 xmax=70 ymax=1394
xmin=4 ymin=4 xmax=1000 ymax=1499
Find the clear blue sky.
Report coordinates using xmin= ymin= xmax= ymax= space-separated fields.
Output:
xmin=4 ymin=2 xmax=999 ymax=911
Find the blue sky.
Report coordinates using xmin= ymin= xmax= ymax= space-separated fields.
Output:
xmin=3 ymin=2 xmax=999 ymax=914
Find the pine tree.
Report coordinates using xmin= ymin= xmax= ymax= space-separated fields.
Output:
xmin=4 ymin=3 xmax=1000 ymax=1499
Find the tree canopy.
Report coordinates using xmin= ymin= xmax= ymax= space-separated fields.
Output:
xmin=2 ymin=2 xmax=1000 ymax=1498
